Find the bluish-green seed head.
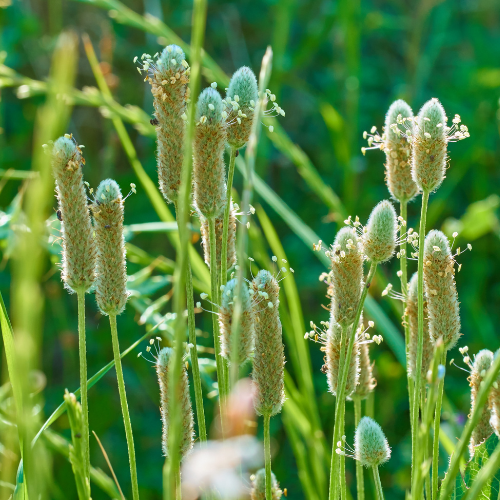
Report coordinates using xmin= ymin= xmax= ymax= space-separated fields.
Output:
xmin=156 ymin=45 xmax=186 ymax=74
xmin=363 ymin=200 xmax=398 ymax=263
xmin=196 ymin=87 xmax=224 ymax=123
xmin=227 ymin=67 xmax=258 ymax=105
xmin=354 ymin=416 xmax=391 ymax=467
xmin=96 ymin=179 xmax=122 ymax=204
xmin=52 ymin=136 xmax=77 ymax=173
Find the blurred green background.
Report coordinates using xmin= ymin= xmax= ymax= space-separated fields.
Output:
xmin=1 ymin=0 xmax=500 ymax=498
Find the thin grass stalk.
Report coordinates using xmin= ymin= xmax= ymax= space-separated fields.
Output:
xmin=336 ymin=325 xmax=347 ymax=500
xmin=186 ymin=262 xmax=207 ymax=442
xmin=109 ymin=315 xmax=139 ymax=500
xmin=422 ymin=390 xmax=431 ymax=500
xmin=77 ymin=290 xmax=90 ymax=482
xmin=230 ymin=47 xmax=273 ymax=388
xmin=431 ymin=351 xmax=446 ymax=500
xmin=329 ymin=262 xmax=377 ymax=500
xmin=264 ymin=413 xmax=272 ymax=500
xmin=164 ymin=0 xmax=207 ymax=497
xmin=411 ymin=190 xmax=430 ymax=493
xmin=372 ymin=466 xmax=384 ymax=500
xmin=354 ymin=398 xmax=365 ymax=500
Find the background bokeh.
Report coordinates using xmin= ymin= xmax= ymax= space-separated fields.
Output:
xmin=1 ymin=0 xmax=500 ymax=498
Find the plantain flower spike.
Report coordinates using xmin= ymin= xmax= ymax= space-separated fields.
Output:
xmin=219 ymin=278 xmax=254 ymax=364
xmin=251 ymin=468 xmax=283 ymax=500
xmin=139 ymin=45 xmax=190 ymax=204
xmin=469 ymin=349 xmax=494 ymax=455
xmin=225 ymin=67 xmax=259 ymax=149
xmin=252 ymin=270 xmax=285 ymax=417
xmin=193 ymin=87 xmax=227 ymax=219
xmin=156 ymin=347 xmax=194 ymax=460
xmin=354 ymin=416 xmax=391 ymax=468
xmin=353 ymin=342 xmax=377 ymax=400
xmin=384 ymin=100 xmax=418 ymax=202
xmin=489 ymin=350 xmax=500 ymax=438
xmin=406 ymin=273 xmax=434 ymax=380
xmin=423 ymin=230 xmax=461 ymax=351
xmin=92 ymin=179 xmax=129 ymax=316
xmin=199 ymin=203 xmax=237 ymax=270
xmin=363 ymin=200 xmax=398 ymax=263
xmin=50 ymin=135 xmax=96 ymax=293
xmin=328 ymin=226 xmax=364 ymax=329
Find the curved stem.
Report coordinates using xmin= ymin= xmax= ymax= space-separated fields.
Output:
xmin=372 ymin=466 xmax=384 ymax=500
xmin=76 ymin=289 xmax=90 ymax=485
xmin=412 ymin=190 xmax=429 ymax=493
xmin=209 ymin=217 xmax=226 ymax=435
xmin=354 ymin=398 xmax=365 ymax=500
xmin=264 ymin=413 xmax=272 ymax=500
xmin=186 ymin=262 xmax=207 ymax=442
xmin=109 ymin=314 xmax=139 ymax=500
xmin=329 ymin=262 xmax=378 ymax=500
xmin=432 ymin=351 xmax=447 ymax=499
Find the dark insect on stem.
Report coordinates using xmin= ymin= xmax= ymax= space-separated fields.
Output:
xmin=105 ymin=225 xmax=111 ymax=230
xmin=150 ymin=117 xmax=159 ymax=126
xmin=56 ymin=210 xmax=63 ymax=222
xmin=75 ymin=433 xmax=82 ymax=438
xmin=235 ymin=150 xmax=239 ymax=157
xmin=430 ymin=155 xmax=435 ymax=161
xmin=366 ymin=282 xmax=371 ymax=288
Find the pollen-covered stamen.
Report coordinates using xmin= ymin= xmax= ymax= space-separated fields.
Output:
xmin=361 ymin=125 xmax=385 ymax=156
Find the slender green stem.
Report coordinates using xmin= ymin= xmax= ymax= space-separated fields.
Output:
xmin=186 ymin=262 xmax=207 ymax=442
xmin=76 ymin=289 xmax=90 ymax=485
xmin=354 ymin=398 xmax=365 ymax=500
xmin=220 ymin=147 xmax=237 ymax=287
xmin=109 ymin=314 xmax=139 ymax=500
xmin=264 ymin=413 xmax=272 ymax=500
xmin=412 ymin=190 xmax=429 ymax=493
xmin=340 ymin=407 xmax=346 ymax=500
xmin=372 ymin=466 xmax=384 ymax=500
xmin=423 ymin=390 xmax=431 ymax=500
xmin=209 ymin=217 xmax=226 ymax=434
xmin=432 ymin=351 xmax=447 ymax=499
xmin=329 ymin=262 xmax=378 ymax=500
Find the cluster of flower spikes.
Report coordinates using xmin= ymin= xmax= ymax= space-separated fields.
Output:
xmin=50 ymin=135 xmax=96 ymax=293
xmin=199 ymin=202 xmax=237 ymax=270
xmin=155 ymin=347 xmax=194 ymax=460
xmin=224 ymin=67 xmax=259 ymax=149
xmin=251 ymin=468 xmax=283 ymax=500
xmin=362 ymin=200 xmax=398 ymax=264
xmin=406 ymin=272 xmax=434 ymax=381
xmin=489 ymin=350 xmax=500 ymax=438
xmin=92 ymin=179 xmax=129 ymax=316
xmin=251 ymin=270 xmax=285 ymax=417
xmin=136 ymin=45 xmax=190 ymax=204
xmin=391 ymin=98 xmax=469 ymax=194
xmin=362 ymin=100 xmax=418 ymax=203
xmin=219 ymin=278 xmax=254 ymax=364
xmin=354 ymin=416 xmax=391 ymax=468
xmin=193 ymin=87 xmax=227 ymax=219
xmin=422 ymin=230 xmax=461 ymax=351
xmin=468 ymin=349 xmax=494 ymax=455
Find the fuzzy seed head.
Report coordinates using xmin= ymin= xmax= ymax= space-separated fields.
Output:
xmin=92 ymin=179 xmax=129 ymax=316
xmin=325 ymin=321 xmax=360 ymax=399
xmin=156 ymin=347 xmax=194 ymax=460
xmin=199 ymin=205 xmax=237 ymax=270
xmin=329 ymin=227 xmax=364 ymax=328
xmin=252 ymin=270 xmax=285 ymax=416
xmin=423 ymin=230 xmax=461 ymax=350
xmin=219 ymin=279 xmax=255 ymax=363
xmin=251 ymin=468 xmax=283 ymax=500
xmin=406 ymin=273 xmax=434 ymax=381
xmin=226 ymin=67 xmax=258 ymax=149
xmin=412 ymin=98 xmax=447 ymax=193
xmin=384 ymin=100 xmax=418 ymax=202
xmin=51 ymin=136 xmax=96 ymax=293
xmin=149 ymin=45 xmax=190 ymax=204
xmin=363 ymin=200 xmax=398 ymax=263
xmin=193 ymin=88 xmax=227 ymax=218
xmin=354 ymin=416 xmax=391 ymax=467
xmin=354 ymin=342 xmax=377 ymax=400
xmin=489 ymin=350 xmax=500 ymax=438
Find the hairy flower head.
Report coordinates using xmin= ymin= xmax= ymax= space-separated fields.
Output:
xmin=354 ymin=416 xmax=391 ymax=468
xmin=363 ymin=200 xmax=398 ymax=263
xmin=251 ymin=468 xmax=283 ymax=500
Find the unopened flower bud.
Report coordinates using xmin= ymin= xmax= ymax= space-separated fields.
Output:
xmin=363 ymin=200 xmax=398 ymax=263
xmin=354 ymin=416 xmax=391 ymax=467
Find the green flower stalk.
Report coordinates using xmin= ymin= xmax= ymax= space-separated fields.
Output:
xmin=92 ymin=179 xmax=138 ymax=500
xmin=219 ymin=279 xmax=254 ymax=364
xmin=193 ymin=87 xmax=227 ymax=219
xmin=469 ymin=349 xmax=494 ymax=455
xmin=251 ymin=468 xmax=283 ymax=500
xmin=200 ymin=205 xmax=237 ymax=270
xmin=51 ymin=134 xmax=96 ymax=484
xmin=225 ymin=67 xmax=259 ymax=150
xmin=406 ymin=273 xmax=433 ymax=381
xmin=422 ymin=230 xmax=461 ymax=351
xmin=156 ymin=347 xmax=194 ymax=460
xmin=141 ymin=45 xmax=190 ymax=204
